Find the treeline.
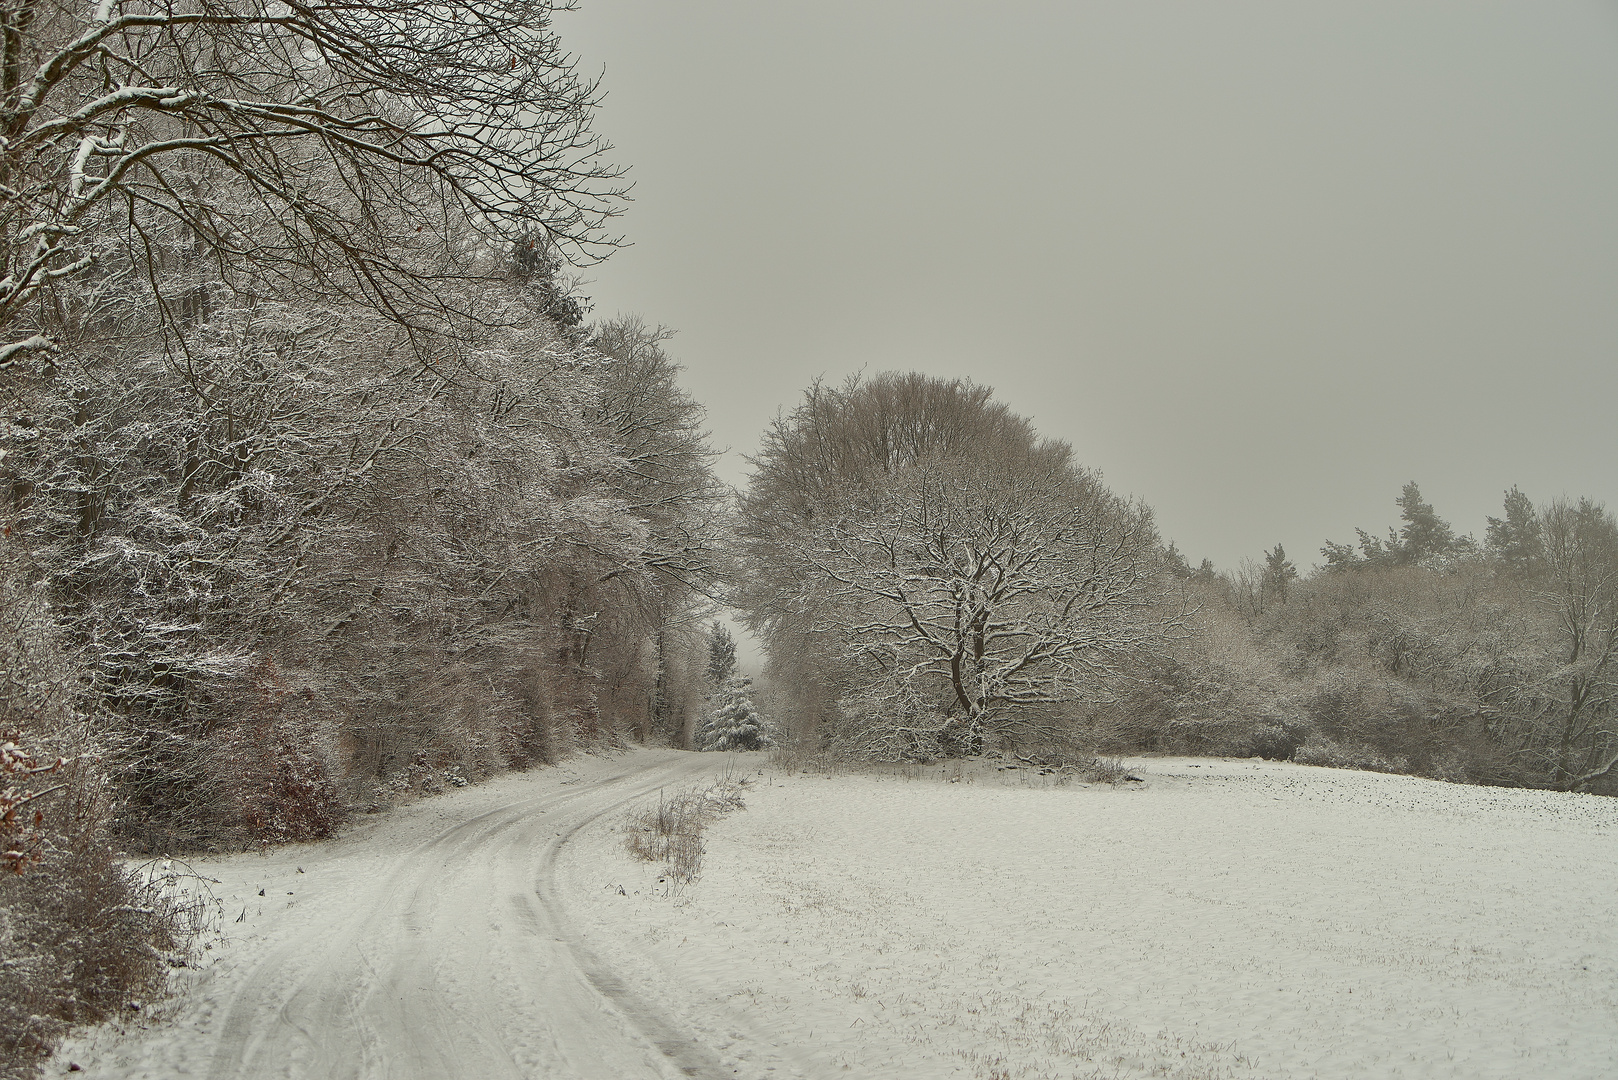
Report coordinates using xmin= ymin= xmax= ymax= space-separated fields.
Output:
xmin=1124 ymin=483 xmax=1618 ymax=793
xmin=730 ymin=375 xmax=1618 ymax=797
xmin=1 ymin=3 xmax=724 ymax=1071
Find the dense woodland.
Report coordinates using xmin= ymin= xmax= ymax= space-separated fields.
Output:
xmin=0 ymin=1 xmax=725 ymax=1069
xmin=1 ymin=1 xmax=1615 ymax=1075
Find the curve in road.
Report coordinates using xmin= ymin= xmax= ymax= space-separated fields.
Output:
xmin=203 ymin=751 xmax=733 ymax=1080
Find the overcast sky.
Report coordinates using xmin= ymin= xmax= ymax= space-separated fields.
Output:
xmin=556 ymin=0 xmax=1618 ymax=574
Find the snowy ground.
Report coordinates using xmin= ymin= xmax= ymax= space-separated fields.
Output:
xmin=57 ymin=749 xmax=732 ymax=1079
xmin=561 ymin=756 xmax=1618 ymax=1080
xmin=56 ymin=752 xmax=1618 ymax=1079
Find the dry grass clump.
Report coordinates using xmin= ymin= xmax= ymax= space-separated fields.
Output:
xmin=1001 ymin=745 xmax=1140 ymax=784
xmin=623 ymin=775 xmax=748 ymax=884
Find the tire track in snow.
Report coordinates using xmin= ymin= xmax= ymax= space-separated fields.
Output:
xmin=203 ymin=753 xmax=732 ymax=1080
xmin=532 ymin=786 xmax=732 ymax=1080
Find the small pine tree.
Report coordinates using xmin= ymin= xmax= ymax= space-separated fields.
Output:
xmin=697 ymin=676 xmax=768 ymax=752
xmin=1396 ymin=481 xmax=1457 ymax=563
xmin=1486 ymin=486 xmax=1543 ymax=578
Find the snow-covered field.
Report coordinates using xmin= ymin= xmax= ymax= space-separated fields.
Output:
xmin=561 ymin=756 xmax=1618 ymax=1080
xmin=56 ymin=752 xmax=1618 ymax=1079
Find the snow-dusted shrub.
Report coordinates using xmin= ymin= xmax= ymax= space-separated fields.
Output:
xmin=622 ymin=777 xmax=748 ymax=883
xmin=1160 ymin=716 xmax=1306 ymax=760
xmin=1293 ymin=736 xmax=1410 ymax=775
xmin=1000 ymin=744 xmax=1137 ymax=784
xmin=0 ymin=556 xmax=184 ymax=1078
xmin=216 ymin=659 xmax=343 ymax=843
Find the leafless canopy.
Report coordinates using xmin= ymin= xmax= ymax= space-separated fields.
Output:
xmin=0 ymin=0 xmax=627 ymax=360
xmin=737 ymin=373 xmax=1178 ymax=756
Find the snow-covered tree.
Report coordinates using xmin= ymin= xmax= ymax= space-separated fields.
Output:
xmin=737 ymin=373 xmax=1179 ymax=756
xmin=706 ymin=622 xmax=738 ymax=689
xmin=0 ymin=0 xmax=627 ymax=367
xmin=795 ymin=453 xmax=1169 ymax=754
xmin=697 ymin=676 xmax=767 ymax=752
xmin=1536 ymin=497 xmax=1618 ymax=790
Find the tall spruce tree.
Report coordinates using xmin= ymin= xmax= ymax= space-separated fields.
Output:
xmin=706 ymin=622 xmax=738 ymax=688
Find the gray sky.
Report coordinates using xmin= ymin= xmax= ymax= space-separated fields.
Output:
xmin=557 ymin=0 xmax=1618 ymax=573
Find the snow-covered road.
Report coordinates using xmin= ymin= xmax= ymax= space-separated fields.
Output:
xmin=61 ymin=749 xmax=738 ymax=1080
xmin=61 ymin=752 xmax=1618 ymax=1080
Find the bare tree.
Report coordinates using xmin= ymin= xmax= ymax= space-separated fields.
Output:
xmin=588 ymin=317 xmax=728 ymax=742
xmin=590 ymin=316 xmax=728 ymax=598
xmin=1536 ymin=496 xmax=1618 ymax=790
xmin=737 ymin=373 xmax=1177 ymax=756
xmin=0 ymin=0 xmax=626 ymax=364
xmin=789 ymin=452 xmax=1168 ymax=754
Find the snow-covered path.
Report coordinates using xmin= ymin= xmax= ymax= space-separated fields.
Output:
xmin=61 ymin=749 xmax=738 ymax=1080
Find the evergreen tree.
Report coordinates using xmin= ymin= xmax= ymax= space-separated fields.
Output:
xmin=1486 ymin=486 xmax=1543 ymax=578
xmin=697 ymin=676 xmax=768 ymax=751
xmin=1396 ymin=482 xmax=1457 ymax=563
xmin=706 ymin=622 xmax=738 ymax=688
xmin=1263 ymin=544 xmax=1298 ymax=602
xmin=1355 ymin=527 xmax=1400 ymax=566
xmin=1320 ymin=539 xmax=1361 ymax=572
xmin=1163 ymin=541 xmax=1194 ymax=579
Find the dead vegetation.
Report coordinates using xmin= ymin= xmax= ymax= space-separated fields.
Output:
xmin=768 ymin=740 xmax=1141 ymax=788
xmin=623 ymin=774 xmax=750 ymax=884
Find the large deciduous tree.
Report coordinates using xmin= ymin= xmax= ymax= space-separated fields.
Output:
xmin=0 ymin=0 xmax=626 ymax=363
xmin=737 ymin=372 xmax=1176 ymax=758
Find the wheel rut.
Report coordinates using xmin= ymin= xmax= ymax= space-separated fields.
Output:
xmin=203 ymin=753 xmax=732 ymax=1080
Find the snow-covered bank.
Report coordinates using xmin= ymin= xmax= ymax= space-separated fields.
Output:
xmin=560 ymin=757 xmax=1618 ymax=1080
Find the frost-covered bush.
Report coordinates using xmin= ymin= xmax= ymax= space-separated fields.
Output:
xmin=1293 ymin=736 xmax=1410 ymax=775
xmin=0 ymin=553 xmax=184 ymax=1078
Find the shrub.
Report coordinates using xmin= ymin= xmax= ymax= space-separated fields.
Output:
xmin=1005 ymin=745 xmax=1138 ymax=784
xmin=214 ymin=659 xmax=343 ymax=844
xmin=622 ymin=776 xmax=747 ymax=884
xmin=0 ymin=559 xmax=197 ymax=1078
xmin=1293 ymin=736 xmax=1410 ymax=775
